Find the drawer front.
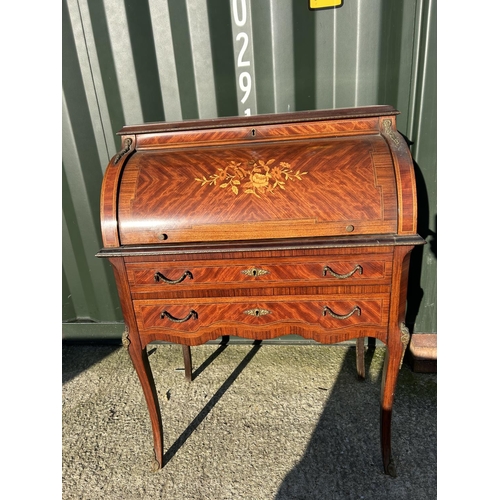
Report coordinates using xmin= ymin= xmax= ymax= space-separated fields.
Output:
xmin=126 ymin=257 xmax=392 ymax=293
xmin=134 ymin=296 xmax=388 ymax=338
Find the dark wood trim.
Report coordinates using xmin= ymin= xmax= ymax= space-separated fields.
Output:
xmin=97 ymin=234 xmax=425 ymax=258
xmin=118 ymin=105 xmax=399 ymax=136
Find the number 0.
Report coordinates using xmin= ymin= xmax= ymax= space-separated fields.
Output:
xmin=233 ymin=0 xmax=247 ymax=27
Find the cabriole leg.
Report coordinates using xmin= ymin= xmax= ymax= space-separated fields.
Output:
xmin=380 ymin=244 xmax=414 ymax=476
xmin=123 ymin=328 xmax=164 ymax=471
xmin=379 ymin=324 xmax=407 ymax=477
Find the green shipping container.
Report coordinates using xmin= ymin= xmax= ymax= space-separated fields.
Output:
xmin=62 ymin=0 xmax=436 ymax=342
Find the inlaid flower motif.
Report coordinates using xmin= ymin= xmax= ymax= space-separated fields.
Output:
xmin=195 ymin=159 xmax=307 ymax=198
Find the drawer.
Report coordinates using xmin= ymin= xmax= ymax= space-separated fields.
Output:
xmin=133 ymin=296 xmax=389 ymax=344
xmin=126 ymin=257 xmax=392 ymax=293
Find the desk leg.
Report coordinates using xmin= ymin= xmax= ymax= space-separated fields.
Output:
xmin=182 ymin=345 xmax=193 ymax=381
xmin=356 ymin=337 xmax=365 ymax=380
xmin=123 ymin=329 xmax=164 ymax=471
xmin=380 ymin=245 xmax=413 ymax=476
xmin=380 ymin=324 xmax=408 ymax=477
xmin=111 ymin=257 xmax=164 ymax=471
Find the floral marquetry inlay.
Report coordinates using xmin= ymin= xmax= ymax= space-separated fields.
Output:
xmin=195 ymin=159 xmax=308 ymax=197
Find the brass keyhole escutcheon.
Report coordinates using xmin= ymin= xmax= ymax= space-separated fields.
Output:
xmin=243 ymin=308 xmax=272 ymax=317
xmin=242 ymin=267 xmax=270 ymax=277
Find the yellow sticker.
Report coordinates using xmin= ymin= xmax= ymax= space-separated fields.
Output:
xmin=309 ymin=0 xmax=343 ymax=10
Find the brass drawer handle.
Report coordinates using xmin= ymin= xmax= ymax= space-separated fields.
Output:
xmin=323 ymin=264 xmax=363 ymax=279
xmin=160 ymin=309 xmax=198 ymax=323
xmin=243 ymin=308 xmax=272 ymax=317
xmin=323 ymin=305 xmax=361 ymax=320
xmin=154 ymin=270 xmax=193 ymax=284
xmin=241 ymin=267 xmax=270 ymax=277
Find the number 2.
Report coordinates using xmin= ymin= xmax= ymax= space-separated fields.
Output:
xmin=236 ymin=32 xmax=250 ymax=67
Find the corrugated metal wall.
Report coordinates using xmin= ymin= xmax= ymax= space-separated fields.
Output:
xmin=62 ymin=0 xmax=436 ymax=340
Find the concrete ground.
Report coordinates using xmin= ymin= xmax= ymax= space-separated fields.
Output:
xmin=62 ymin=342 xmax=436 ymax=499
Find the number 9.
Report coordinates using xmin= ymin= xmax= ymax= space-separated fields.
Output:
xmin=239 ymin=72 xmax=251 ymax=104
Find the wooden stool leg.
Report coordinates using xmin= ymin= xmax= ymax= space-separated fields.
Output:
xmin=356 ymin=337 xmax=365 ymax=380
xmin=124 ymin=332 xmax=163 ymax=471
xmin=182 ymin=345 xmax=193 ymax=381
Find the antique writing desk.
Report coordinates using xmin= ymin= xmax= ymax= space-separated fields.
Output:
xmin=97 ymin=106 xmax=424 ymax=476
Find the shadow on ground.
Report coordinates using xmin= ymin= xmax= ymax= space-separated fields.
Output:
xmin=274 ymin=347 xmax=437 ymax=499
xmin=62 ymin=343 xmax=120 ymax=384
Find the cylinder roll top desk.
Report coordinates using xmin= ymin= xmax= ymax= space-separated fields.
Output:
xmin=96 ymin=105 xmax=424 ymax=476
